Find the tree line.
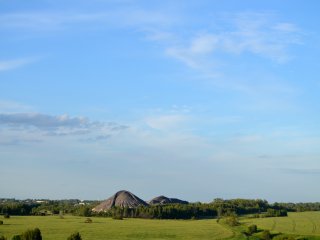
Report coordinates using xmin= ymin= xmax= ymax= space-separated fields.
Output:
xmin=1 ymin=198 xmax=319 ymax=219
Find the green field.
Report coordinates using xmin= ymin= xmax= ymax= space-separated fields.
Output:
xmin=0 ymin=216 xmax=233 ymax=240
xmin=242 ymin=211 xmax=320 ymax=236
xmin=1 ymin=212 xmax=320 ymax=239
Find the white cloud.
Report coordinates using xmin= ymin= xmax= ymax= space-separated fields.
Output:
xmin=0 ymin=100 xmax=33 ymax=112
xmin=164 ymin=13 xmax=301 ymax=69
xmin=0 ymin=112 xmax=128 ymax=144
xmin=165 ymin=35 xmax=221 ymax=70
xmin=145 ymin=114 xmax=186 ymax=130
xmin=0 ymin=8 xmax=176 ymax=32
xmin=0 ymin=58 xmax=34 ymax=71
xmin=273 ymin=23 xmax=299 ymax=33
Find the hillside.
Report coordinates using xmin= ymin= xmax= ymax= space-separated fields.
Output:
xmin=148 ymin=195 xmax=188 ymax=205
xmin=92 ymin=190 xmax=148 ymax=212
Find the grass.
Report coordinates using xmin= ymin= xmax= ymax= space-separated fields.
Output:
xmin=242 ymin=211 xmax=320 ymax=237
xmin=0 ymin=216 xmax=233 ymax=240
xmin=1 ymin=212 xmax=320 ymax=239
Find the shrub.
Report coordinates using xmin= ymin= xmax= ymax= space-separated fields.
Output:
xmin=224 ymin=215 xmax=240 ymax=226
xmin=67 ymin=232 xmax=82 ymax=240
xmin=84 ymin=218 xmax=92 ymax=223
xmin=11 ymin=236 xmax=21 ymax=240
xmin=21 ymin=228 xmax=42 ymax=240
xmin=246 ymin=224 xmax=258 ymax=235
xmin=0 ymin=220 xmax=3 ymax=225
xmin=112 ymin=214 xmax=123 ymax=220
xmin=0 ymin=235 xmax=6 ymax=240
xmin=260 ymin=230 xmax=271 ymax=240
xmin=273 ymin=235 xmax=296 ymax=240
xmin=3 ymin=214 xmax=10 ymax=219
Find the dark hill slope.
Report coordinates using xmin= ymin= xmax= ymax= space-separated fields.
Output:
xmin=148 ymin=195 xmax=189 ymax=205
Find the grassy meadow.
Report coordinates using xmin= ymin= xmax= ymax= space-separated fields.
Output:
xmin=242 ymin=211 xmax=320 ymax=237
xmin=1 ymin=212 xmax=320 ymax=239
xmin=0 ymin=216 xmax=233 ymax=240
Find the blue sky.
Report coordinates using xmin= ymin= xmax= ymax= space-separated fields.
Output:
xmin=1 ymin=0 xmax=320 ymax=202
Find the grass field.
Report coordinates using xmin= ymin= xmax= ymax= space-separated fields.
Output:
xmin=242 ymin=211 xmax=320 ymax=236
xmin=0 ymin=216 xmax=233 ymax=240
xmin=1 ymin=212 xmax=320 ymax=239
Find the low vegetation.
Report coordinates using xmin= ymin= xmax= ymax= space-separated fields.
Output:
xmin=67 ymin=232 xmax=82 ymax=240
xmin=0 ymin=215 xmax=233 ymax=240
xmin=2 ymin=198 xmax=319 ymax=220
xmin=1 ymin=198 xmax=320 ymax=239
xmin=0 ymin=213 xmax=320 ymax=239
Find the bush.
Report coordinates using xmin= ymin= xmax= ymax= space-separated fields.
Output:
xmin=272 ymin=234 xmax=297 ymax=240
xmin=246 ymin=224 xmax=258 ymax=235
xmin=112 ymin=214 xmax=123 ymax=220
xmin=3 ymin=214 xmax=10 ymax=219
xmin=0 ymin=220 xmax=3 ymax=225
xmin=260 ymin=230 xmax=271 ymax=240
xmin=224 ymin=215 xmax=240 ymax=226
xmin=0 ymin=235 xmax=6 ymax=240
xmin=21 ymin=228 xmax=42 ymax=240
xmin=67 ymin=232 xmax=82 ymax=240
xmin=11 ymin=236 xmax=21 ymax=240
xmin=84 ymin=218 xmax=92 ymax=223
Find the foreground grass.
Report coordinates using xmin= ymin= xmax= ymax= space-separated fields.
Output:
xmin=0 ymin=216 xmax=233 ymax=240
xmin=242 ymin=211 xmax=320 ymax=238
xmin=2 ymin=212 xmax=320 ymax=239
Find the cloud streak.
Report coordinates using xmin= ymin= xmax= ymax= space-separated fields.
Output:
xmin=0 ymin=58 xmax=35 ymax=71
xmin=0 ymin=8 xmax=175 ymax=32
xmin=145 ymin=114 xmax=187 ymax=130
xmin=165 ymin=12 xmax=302 ymax=70
xmin=1 ymin=9 xmax=301 ymax=79
xmin=0 ymin=112 xmax=128 ymax=140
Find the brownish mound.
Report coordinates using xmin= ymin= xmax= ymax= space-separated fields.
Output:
xmin=148 ymin=195 xmax=189 ymax=205
xmin=92 ymin=190 xmax=148 ymax=212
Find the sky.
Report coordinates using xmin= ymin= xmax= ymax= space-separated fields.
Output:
xmin=1 ymin=0 xmax=320 ymax=203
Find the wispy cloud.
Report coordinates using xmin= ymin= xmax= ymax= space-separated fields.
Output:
xmin=2 ymin=9 xmax=301 ymax=67
xmin=0 ymin=112 xmax=128 ymax=141
xmin=0 ymin=8 xmax=176 ymax=32
xmin=165 ymin=34 xmax=219 ymax=69
xmin=145 ymin=114 xmax=187 ymax=130
xmin=0 ymin=12 xmax=107 ymax=31
xmin=165 ymin=12 xmax=302 ymax=70
xmin=1 ymin=8 xmax=302 ymax=99
xmin=0 ymin=100 xmax=33 ymax=112
xmin=0 ymin=58 xmax=35 ymax=71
